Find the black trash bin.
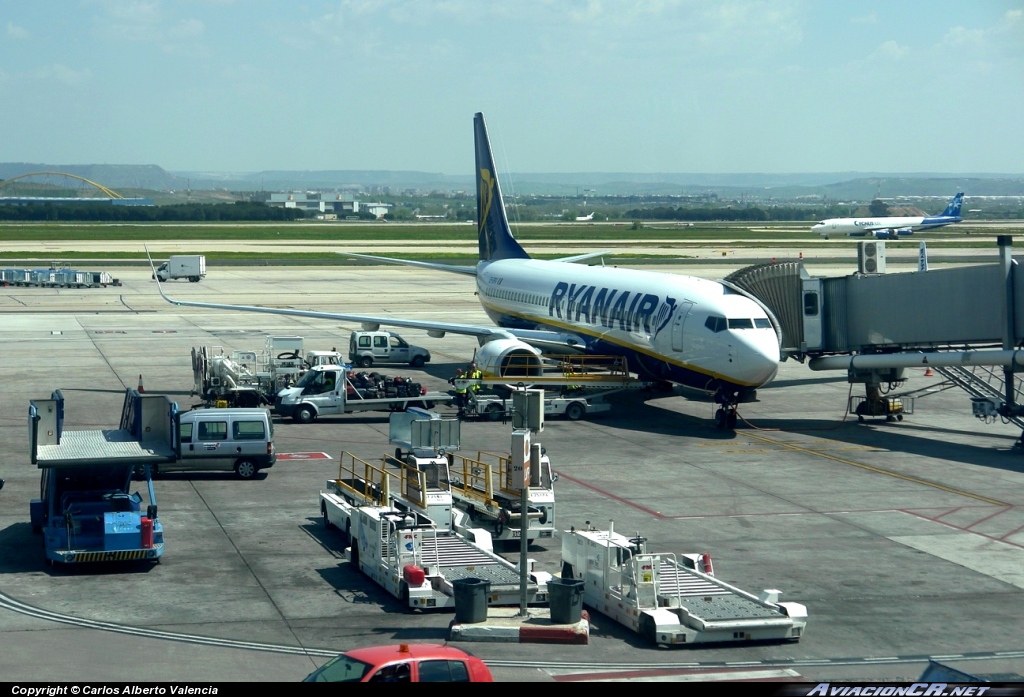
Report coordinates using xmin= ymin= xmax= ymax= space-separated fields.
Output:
xmin=547 ymin=577 xmax=585 ymax=624
xmin=452 ymin=577 xmax=490 ymax=623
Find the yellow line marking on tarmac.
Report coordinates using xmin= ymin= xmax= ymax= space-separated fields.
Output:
xmin=698 ymin=441 xmax=877 ymax=452
xmin=740 ymin=431 xmax=1009 ymax=506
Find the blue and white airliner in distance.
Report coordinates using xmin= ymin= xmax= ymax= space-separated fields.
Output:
xmin=153 ymin=113 xmax=781 ymax=427
xmin=812 ymin=192 xmax=964 ymax=239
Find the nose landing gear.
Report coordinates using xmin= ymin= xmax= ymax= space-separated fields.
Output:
xmin=713 ymin=388 xmax=741 ymax=430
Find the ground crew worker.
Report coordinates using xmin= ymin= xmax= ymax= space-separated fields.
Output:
xmin=468 ymin=363 xmax=483 ymax=394
xmin=449 ymin=368 xmax=467 ymax=413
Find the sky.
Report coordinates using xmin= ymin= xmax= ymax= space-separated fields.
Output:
xmin=1 ymin=1 xmax=1023 ymax=175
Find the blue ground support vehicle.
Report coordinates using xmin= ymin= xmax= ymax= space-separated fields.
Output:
xmin=29 ymin=389 xmax=179 ymax=565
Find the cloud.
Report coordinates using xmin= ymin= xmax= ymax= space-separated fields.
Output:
xmin=871 ymin=40 xmax=909 ymax=60
xmin=7 ymin=21 xmax=30 ymax=39
xmin=33 ymin=64 xmax=94 ymax=86
xmin=90 ymin=0 xmax=205 ymax=49
xmin=942 ymin=26 xmax=985 ymax=47
xmin=167 ymin=18 xmax=204 ymax=40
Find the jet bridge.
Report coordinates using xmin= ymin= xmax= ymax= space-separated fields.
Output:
xmin=727 ymin=237 xmax=1024 ymax=433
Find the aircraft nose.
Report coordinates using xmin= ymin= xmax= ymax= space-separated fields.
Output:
xmin=737 ymin=331 xmax=780 ymax=387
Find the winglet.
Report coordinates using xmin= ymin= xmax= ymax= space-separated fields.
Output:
xmin=145 ymin=245 xmax=179 ymax=305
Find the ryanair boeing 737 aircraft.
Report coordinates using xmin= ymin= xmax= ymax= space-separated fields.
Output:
xmin=154 ymin=113 xmax=781 ymax=427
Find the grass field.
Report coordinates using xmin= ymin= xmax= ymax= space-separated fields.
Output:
xmin=0 ymin=221 xmax=1020 ymax=265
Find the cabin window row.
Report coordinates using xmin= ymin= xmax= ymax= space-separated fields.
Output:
xmin=488 ymin=287 xmax=544 ymax=306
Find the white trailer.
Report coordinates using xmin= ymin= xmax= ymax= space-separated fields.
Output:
xmin=465 ymin=392 xmax=611 ymax=422
xmin=319 ymin=452 xmax=550 ymax=610
xmin=154 ymin=255 xmax=206 ymax=282
xmin=561 ymin=523 xmax=808 ymax=646
xmin=275 ymin=365 xmax=451 ymax=423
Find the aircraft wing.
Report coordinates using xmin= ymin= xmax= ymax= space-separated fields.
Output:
xmin=500 ymin=328 xmax=590 ymax=354
xmin=340 ymin=250 xmax=613 ymax=268
xmin=152 ymin=278 xmax=509 ymax=339
xmin=856 ymin=223 xmax=895 ymax=232
xmin=551 ymin=251 xmax=612 ymax=264
xmin=146 ymin=246 xmax=496 ymax=339
xmin=153 ymin=281 xmax=595 ymax=350
xmin=148 ymin=248 xmax=591 ymax=352
xmin=337 ymin=251 xmax=478 ymax=276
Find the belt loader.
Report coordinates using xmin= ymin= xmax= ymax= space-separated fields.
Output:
xmin=561 ymin=522 xmax=808 ymax=646
xmin=29 ymin=389 xmax=177 ymax=565
xmin=320 ymin=452 xmax=550 ymax=610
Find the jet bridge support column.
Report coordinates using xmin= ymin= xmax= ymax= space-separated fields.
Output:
xmin=999 ymin=236 xmax=1020 ymax=419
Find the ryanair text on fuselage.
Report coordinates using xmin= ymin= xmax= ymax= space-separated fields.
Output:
xmin=547 ymin=281 xmax=677 ymax=337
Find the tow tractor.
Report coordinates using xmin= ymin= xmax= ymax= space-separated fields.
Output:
xmin=388 ymin=408 xmax=557 ymax=544
xmin=561 ymin=522 xmax=808 ymax=646
xmin=319 ymin=451 xmax=550 ymax=610
xmin=29 ymin=388 xmax=177 ymax=565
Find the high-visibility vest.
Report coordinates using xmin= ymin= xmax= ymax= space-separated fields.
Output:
xmin=470 ymin=370 xmax=482 ymax=391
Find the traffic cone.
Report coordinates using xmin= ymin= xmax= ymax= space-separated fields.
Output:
xmin=924 ymin=367 xmax=933 ymax=377
xmin=137 ymin=374 xmax=145 ymax=393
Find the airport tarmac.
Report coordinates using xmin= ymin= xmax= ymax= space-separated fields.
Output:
xmin=2 ymin=262 xmax=1024 ymax=683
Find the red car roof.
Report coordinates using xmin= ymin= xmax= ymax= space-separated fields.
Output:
xmin=344 ymin=643 xmax=476 ymax=664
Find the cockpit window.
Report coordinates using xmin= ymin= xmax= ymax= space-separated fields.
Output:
xmin=704 ymin=316 xmax=726 ymax=333
xmin=727 ymin=318 xmax=754 ymax=329
xmin=754 ymin=318 xmax=772 ymax=329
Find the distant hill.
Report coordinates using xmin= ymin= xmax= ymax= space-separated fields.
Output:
xmin=1 ymin=163 xmax=1021 ymax=199
xmin=0 ymin=163 xmax=184 ymax=191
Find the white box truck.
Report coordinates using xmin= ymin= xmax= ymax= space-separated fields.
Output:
xmin=154 ymin=255 xmax=206 ymax=282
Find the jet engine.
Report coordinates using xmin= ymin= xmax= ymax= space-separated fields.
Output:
xmin=474 ymin=338 xmax=544 ymax=379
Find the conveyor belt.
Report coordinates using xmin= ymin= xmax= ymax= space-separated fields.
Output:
xmin=420 ymin=535 xmax=522 ymax=587
xmin=36 ymin=429 xmax=176 ymax=468
xmin=658 ymin=561 xmax=787 ymax=622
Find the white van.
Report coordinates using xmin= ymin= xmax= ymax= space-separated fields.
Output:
xmin=349 ymin=330 xmax=430 ymax=368
xmin=161 ymin=408 xmax=276 ymax=479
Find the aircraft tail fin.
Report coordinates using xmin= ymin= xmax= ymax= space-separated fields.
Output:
xmin=941 ymin=192 xmax=964 ymax=218
xmin=475 ymin=113 xmax=530 ymax=262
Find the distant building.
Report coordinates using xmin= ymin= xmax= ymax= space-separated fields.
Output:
xmin=266 ymin=192 xmax=391 ymax=218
